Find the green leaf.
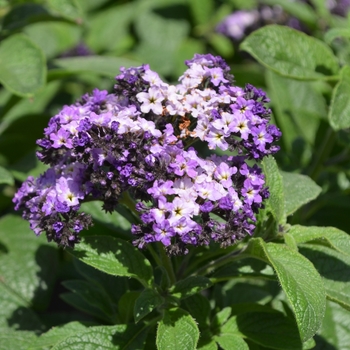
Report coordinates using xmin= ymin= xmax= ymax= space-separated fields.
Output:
xmin=240 ymin=25 xmax=339 ymax=80
xmin=289 ymin=225 xmax=350 ymax=257
xmin=262 ymin=156 xmax=285 ymax=223
xmin=118 ymin=291 xmax=140 ymax=324
xmin=133 ymin=2 xmax=189 ymax=76
xmin=69 ymin=235 xmax=154 ymax=287
xmin=46 ymin=0 xmax=83 ymax=22
xmin=62 ymin=280 xmax=117 ymax=322
xmin=156 ymin=308 xmax=200 ymax=350
xmin=50 ymin=324 xmax=148 ymax=350
xmin=299 ymin=244 xmax=350 ymax=311
xmin=246 ymin=238 xmax=326 ymax=341
xmin=0 ymin=166 xmax=14 ymax=185
xmin=0 ymin=330 xmax=37 ymax=350
xmin=134 ymin=288 xmax=163 ymax=323
xmin=316 ymin=300 xmax=350 ymax=349
xmin=221 ymin=312 xmax=302 ymax=349
xmin=189 ymin=0 xmax=214 ymax=26
xmin=324 ymin=28 xmax=350 ymax=44
xmin=266 ymin=70 xmax=327 ymax=151
xmin=24 ymin=21 xmax=81 ymax=60
xmin=329 ymin=66 xmax=350 ymax=131
xmin=0 ymin=215 xmax=59 ymax=313
xmin=86 ymin=4 xmax=133 ymax=53
xmin=29 ymin=322 xmax=88 ymax=349
xmin=215 ymin=334 xmax=249 ymax=350
xmin=281 ymin=171 xmax=322 ymax=216
xmin=182 ymin=293 xmax=211 ymax=329
xmin=0 ymin=34 xmax=46 ymax=97
xmin=171 ymin=276 xmax=212 ymax=300
xmin=51 ymin=56 xmax=142 ymax=78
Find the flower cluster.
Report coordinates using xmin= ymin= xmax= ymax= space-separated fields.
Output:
xmin=13 ymin=54 xmax=281 ymax=255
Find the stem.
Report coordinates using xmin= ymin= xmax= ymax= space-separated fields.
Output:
xmin=192 ymin=247 xmax=248 ymax=276
xmin=157 ymin=243 xmax=176 ymax=285
xmin=308 ymin=127 xmax=336 ymax=181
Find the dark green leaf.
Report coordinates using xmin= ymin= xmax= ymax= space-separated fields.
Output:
xmin=62 ymin=280 xmax=117 ymax=322
xmin=118 ymin=291 xmax=141 ymax=324
xmin=134 ymin=288 xmax=163 ymax=323
xmin=0 ymin=215 xmax=59 ymax=312
xmin=69 ymin=236 xmax=154 ymax=287
xmin=329 ymin=66 xmax=350 ymax=131
xmin=240 ymin=25 xmax=339 ymax=80
xmin=28 ymin=322 xmax=88 ymax=349
xmin=262 ymin=156 xmax=285 ymax=223
xmin=246 ymin=238 xmax=326 ymax=341
xmin=299 ymin=244 xmax=350 ymax=311
xmin=50 ymin=324 xmax=148 ymax=349
xmin=0 ymin=166 xmax=14 ymax=185
xmin=171 ymin=276 xmax=212 ymax=300
xmin=156 ymin=308 xmax=199 ymax=350
xmin=281 ymin=171 xmax=322 ymax=216
xmin=289 ymin=225 xmax=350 ymax=257
xmin=222 ymin=311 xmax=302 ymax=349
xmin=182 ymin=293 xmax=211 ymax=329
xmin=0 ymin=34 xmax=46 ymax=97
xmin=51 ymin=56 xmax=142 ymax=78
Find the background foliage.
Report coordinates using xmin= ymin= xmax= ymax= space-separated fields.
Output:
xmin=1 ymin=0 xmax=350 ymax=349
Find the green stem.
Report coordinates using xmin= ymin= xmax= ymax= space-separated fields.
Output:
xmin=157 ymin=243 xmax=176 ymax=285
xmin=308 ymin=127 xmax=336 ymax=181
xmin=192 ymin=247 xmax=248 ymax=276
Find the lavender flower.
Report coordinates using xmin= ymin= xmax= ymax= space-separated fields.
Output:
xmin=13 ymin=54 xmax=281 ymax=254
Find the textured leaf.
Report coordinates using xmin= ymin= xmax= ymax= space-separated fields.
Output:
xmin=29 ymin=322 xmax=88 ymax=349
xmin=156 ymin=308 xmax=200 ymax=350
xmin=281 ymin=171 xmax=322 ymax=216
xmin=51 ymin=324 xmax=148 ymax=350
xmin=69 ymin=235 xmax=153 ymax=287
xmin=0 ymin=166 xmax=14 ymax=185
xmin=0 ymin=34 xmax=46 ymax=97
xmin=316 ymin=300 xmax=350 ymax=349
xmin=329 ymin=66 xmax=350 ymax=131
xmin=262 ymin=156 xmax=285 ymax=223
xmin=0 ymin=330 xmax=37 ymax=350
xmin=299 ymin=244 xmax=350 ymax=311
xmin=240 ymin=25 xmax=339 ymax=80
xmin=215 ymin=334 xmax=248 ymax=350
xmin=266 ymin=70 xmax=327 ymax=151
xmin=246 ymin=238 xmax=326 ymax=341
xmin=52 ymin=56 xmax=142 ymax=78
xmin=134 ymin=288 xmax=163 ymax=323
xmin=171 ymin=276 xmax=212 ymax=300
xmin=289 ymin=225 xmax=350 ymax=257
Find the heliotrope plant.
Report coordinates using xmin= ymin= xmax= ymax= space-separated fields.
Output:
xmin=13 ymin=54 xmax=281 ymax=255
